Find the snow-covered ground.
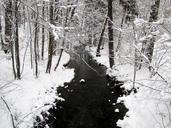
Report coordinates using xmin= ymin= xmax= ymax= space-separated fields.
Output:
xmin=0 ymin=51 xmax=74 ymax=128
xmin=89 ymin=34 xmax=171 ymax=128
xmin=0 ymin=25 xmax=74 ymax=128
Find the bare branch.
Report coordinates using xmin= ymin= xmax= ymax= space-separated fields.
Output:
xmin=1 ymin=97 xmax=16 ymax=128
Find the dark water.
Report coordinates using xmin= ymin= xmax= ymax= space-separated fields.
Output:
xmin=35 ymin=46 xmax=128 ymax=128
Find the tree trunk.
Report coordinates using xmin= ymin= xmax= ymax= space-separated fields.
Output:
xmin=41 ymin=1 xmax=45 ymax=60
xmin=14 ymin=0 xmax=21 ymax=79
xmin=34 ymin=5 xmax=39 ymax=77
xmin=145 ymin=0 xmax=160 ymax=63
xmin=35 ymin=5 xmax=40 ymax=61
xmin=46 ymin=0 xmax=54 ymax=73
xmin=22 ymin=5 xmax=26 ymax=30
xmin=4 ymin=0 xmax=12 ymax=53
xmin=54 ymin=48 xmax=63 ymax=71
xmin=108 ymin=0 xmax=115 ymax=68
xmin=5 ymin=0 xmax=17 ymax=78
xmin=116 ymin=11 xmax=125 ymax=52
xmin=96 ymin=17 xmax=107 ymax=57
xmin=54 ymin=1 xmax=70 ymax=71
xmin=27 ymin=6 xmax=33 ymax=69
xmin=0 ymin=8 xmax=3 ymax=48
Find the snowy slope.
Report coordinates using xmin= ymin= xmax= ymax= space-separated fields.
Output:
xmin=89 ymin=33 xmax=171 ymax=128
xmin=0 ymin=24 xmax=74 ymax=128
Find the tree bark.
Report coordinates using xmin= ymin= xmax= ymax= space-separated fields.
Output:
xmin=116 ymin=11 xmax=125 ymax=52
xmin=54 ymin=0 xmax=70 ymax=71
xmin=145 ymin=0 xmax=160 ymax=63
xmin=96 ymin=17 xmax=107 ymax=57
xmin=46 ymin=0 xmax=54 ymax=73
xmin=0 ymin=8 xmax=3 ymax=48
xmin=34 ymin=5 xmax=39 ymax=77
xmin=27 ymin=6 xmax=33 ymax=69
xmin=108 ymin=0 xmax=115 ymax=68
xmin=14 ymin=0 xmax=21 ymax=79
xmin=54 ymin=48 xmax=63 ymax=71
xmin=5 ymin=0 xmax=17 ymax=79
xmin=41 ymin=1 xmax=45 ymax=60
xmin=4 ymin=0 xmax=12 ymax=52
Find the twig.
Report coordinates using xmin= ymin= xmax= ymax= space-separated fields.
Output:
xmin=133 ymin=43 xmax=168 ymax=85
xmin=1 ymin=97 xmax=16 ymax=128
xmin=157 ymin=104 xmax=166 ymax=128
xmin=0 ymin=80 xmax=15 ymax=90
xmin=15 ymin=104 xmax=51 ymax=127
xmin=165 ymin=103 xmax=171 ymax=122
xmin=160 ymin=24 xmax=171 ymax=36
xmin=129 ymin=80 xmax=171 ymax=94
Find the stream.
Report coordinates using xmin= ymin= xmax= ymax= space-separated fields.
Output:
xmin=35 ymin=46 xmax=128 ymax=128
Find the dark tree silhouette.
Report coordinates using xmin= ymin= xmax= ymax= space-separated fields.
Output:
xmin=46 ymin=0 xmax=54 ymax=73
xmin=108 ymin=0 xmax=115 ymax=68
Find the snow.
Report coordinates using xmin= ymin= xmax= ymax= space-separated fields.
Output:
xmin=115 ymin=109 xmax=119 ymax=113
xmin=134 ymin=18 xmax=147 ymax=28
xmin=1 ymin=4 xmax=171 ymax=128
xmin=79 ymin=79 xmax=85 ymax=83
xmin=89 ymin=32 xmax=171 ymax=128
xmin=0 ymin=24 xmax=74 ymax=128
xmin=89 ymin=46 xmax=110 ymax=68
xmin=0 ymin=52 xmax=74 ymax=128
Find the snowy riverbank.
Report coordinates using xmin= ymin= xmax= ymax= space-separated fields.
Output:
xmin=89 ymin=44 xmax=171 ymax=128
xmin=0 ymin=51 xmax=74 ymax=128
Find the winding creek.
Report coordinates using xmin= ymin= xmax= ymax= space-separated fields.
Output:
xmin=35 ymin=46 xmax=128 ymax=128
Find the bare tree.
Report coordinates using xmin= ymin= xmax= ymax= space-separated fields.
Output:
xmin=116 ymin=12 xmax=125 ymax=53
xmin=145 ymin=0 xmax=160 ymax=63
xmin=5 ymin=0 xmax=17 ymax=79
xmin=34 ymin=3 xmax=39 ymax=77
xmin=54 ymin=0 xmax=71 ymax=71
xmin=0 ymin=6 xmax=3 ymax=48
xmin=108 ymin=0 xmax=115 ymax=68
xmin=117 ymin=0 xmax=138 ymax=53
xmin=96 ymin=17 xmax=107 ymax=57
xmin=4 ymin=0 xmax=12 ymax=53
xmin=41 ymin=1 xmax=45 ymax=60
xmin=27 ymin=6 xmax=33 ymax=69
xmin=14 ymin=0 xmax=21 ymax=79
xmin=46 ymin=0 xmax=54 ymax=73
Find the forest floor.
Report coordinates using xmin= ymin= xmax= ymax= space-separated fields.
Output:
xmin=89 ymin=37 xmax=171 ymax=128
xmin=0 ymin=51 xmax=74 ymax=128
xmin=0 ymin=41 xmax=74 ymax=128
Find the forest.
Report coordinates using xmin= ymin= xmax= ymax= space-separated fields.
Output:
xmin=0 ymin=0 xmax=171 ymax=128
